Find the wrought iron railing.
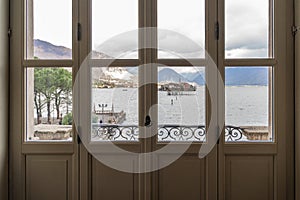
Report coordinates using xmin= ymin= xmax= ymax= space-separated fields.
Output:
xmin=91 ymin=124 xmax=260 ymax=142
xmin=92 ymin=124 xmax=139 ymax=141
xmin=92 ymin=124 xmax=207 ymax=141
xmin=224 ymin=126 xmax=245 ymax=142
xmin=158 ymin=125 xmax=206 ymax=141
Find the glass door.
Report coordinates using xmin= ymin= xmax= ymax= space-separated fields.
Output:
xmin=9 ymin=0 xmax=293 ymax=199
xmin=76 ymin=0 xmax=292 ymax=199
xmin=78 ymin=0 xmax=219 ymax=199
xmin=218 ymin=0 xmax=293 ymax=199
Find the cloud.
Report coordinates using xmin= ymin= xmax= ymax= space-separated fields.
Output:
xmin=226 ymin=48 xmax=268 ymax=58
xmin=225 ymin=0 xmax=269 ymax=57
xmin=92 ymin=0 xmax=269 ymax=59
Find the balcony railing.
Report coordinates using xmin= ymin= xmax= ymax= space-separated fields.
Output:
xmin=90 ymin=124 xmax=270 ymax=142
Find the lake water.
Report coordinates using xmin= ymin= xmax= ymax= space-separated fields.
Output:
xmin=92 ymin=86 xmax=269 ymax=127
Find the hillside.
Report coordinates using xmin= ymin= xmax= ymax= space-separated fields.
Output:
xmin=34 ymin=40 xmax=269 ymax=86
xmin=158 ymin=68 xmax=187 ymax=83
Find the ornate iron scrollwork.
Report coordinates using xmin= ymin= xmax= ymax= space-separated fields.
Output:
xmin=225 ymin=126 xmax=245 ymax=142
xmin=92 ymin=124 xmax=139 ymax=141
xmin=158 ymin=125 xmax=206 ymax=141
xmin=92 ymin=124 xmax=247 ymax=142
xmin=92 ymin=124 xmax=206 ymax=141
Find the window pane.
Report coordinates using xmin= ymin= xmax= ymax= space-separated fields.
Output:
xmin=157 ymin=67 xmax=206 ymax=141
xmin=91 ymin=67 xmax=139 ymax=141
xmin=225 ymin=67 xmax=273 ymax=142
xmin=25 ymin=68 xmax=73 ymax=141
xmin=25 ymin=0 xmax=72 ymax=59
xmin=225 ymin=0 xmax=271 ymax=58
xmin=158 ymin=0 xmax=205 ymax=58
xmin=92 ymin=0 xmax=138 ymax=59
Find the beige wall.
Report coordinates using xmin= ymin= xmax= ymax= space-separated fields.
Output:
xmin=0 ymin=0 xmax=9 ymax=199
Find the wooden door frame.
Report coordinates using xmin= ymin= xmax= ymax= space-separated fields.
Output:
xmin=0 ymin=0 xmax=9 ymax=199
xmin=9 ymin=0 xmax=80 ymax=199
xmin=9 ymin=0 xmax=295 ymax=200
xmin=217 ymin=0 xmax=294 ymax=199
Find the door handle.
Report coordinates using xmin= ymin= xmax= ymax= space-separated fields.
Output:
xmin=145 ymin=115 xmax=152 ymax=127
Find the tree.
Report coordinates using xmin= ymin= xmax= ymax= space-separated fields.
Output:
xmin=52 ymin=69 xmax=72 ymax=119
xmin=62 ymin=113 xmax=72 ymax=125
xmin=34 ymin=68 xmax=56 ymax=123
xmin=33 ymin=53 xmax=73 ymax=124
xmin=34 ymin=68 xmax=72 ymax=124
xmin=33 ymin=89 xmax=44 ymax=124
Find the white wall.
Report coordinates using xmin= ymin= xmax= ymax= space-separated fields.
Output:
xmin=0 ymin=0 xmax=9 ymax=199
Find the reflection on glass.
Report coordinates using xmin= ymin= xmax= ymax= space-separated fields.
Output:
xmin=158 ymin=0 xmax=205 ymax=58
xmin=225 ymin=67 xmax=273 ymax=142
xmin=25 ymin=68 xmax=73 ymax=141
xmin=157 ymin=67 xmax=206 ymax=141
xmin=92 ymin=0 xmax=138 ymax=59
xmin=25 ymin=0 xmax=72 ymax=59
xmin=225 ymin=0 xmax=270 ymax=58
xmin=91 ymin=67 xmax=139 ymax=141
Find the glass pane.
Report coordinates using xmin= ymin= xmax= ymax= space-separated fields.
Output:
xmin=225 ymin=0 xmax=271 ymax=58
xmin=25 ymin=68 xmax=73 ymax=141
xmin=158 ymin=0 xmax=205 ymax=58
xmin=91 ymin=67 xmax=139 ymax=141
xmin=225 ymin=67 xmax=273 ymax=142
xmin=92 ymin=0 xmax=138 ymax=59
xmin=25 ymin=0 xmax=72 ymax=59
xmin=157 ymin=67 xmax=206 ymax=141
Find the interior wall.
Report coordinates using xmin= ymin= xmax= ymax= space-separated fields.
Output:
xmin=0 ymin=0 xmax=9 ymax=199
xmin=296 ymin=0 xmax=300 ymax=197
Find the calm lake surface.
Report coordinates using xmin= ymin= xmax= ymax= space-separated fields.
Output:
xmin=92 ymin=86 xmax=269 ymax=127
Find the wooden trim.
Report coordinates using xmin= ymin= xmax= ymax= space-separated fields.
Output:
xmin=21 ymin=143 xmax=75 ymax=154
xmin=23 ymin=60 xmax=74 ymax=67
xmin=224 ymin=59 xmax=277 ymax=66
xmin=157 ymin=59 xmax=208 ymax=66
xmin=223 ymin=144 xmax=277 ymax=155
xmin=88 ymin=59 xmax=141 ymax=67
xmin=0 ymin=0 xmax=9 ymax=199
xmin=10 ymin=0 xmax=79 ymax=199
xmin=295 ymin=0 xmax=300 ymax=198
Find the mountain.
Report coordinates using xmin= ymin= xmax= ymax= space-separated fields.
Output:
xmin=34 ymin=40 xmax=269 ymax=86
xmin=126 ymin=67 xmax=139 ymax=75
xmin=34 ymin=39 xmax=72 ymax=59
xmin=158 ymin=68 xmax=187 ymax=83
xmin=181 ymin=72 xmax=200 ymax=81
xmin=225 ymin=67 xmax=268 ymax=86
xmin=97 ymin=67 xmax=134 ymax=81
xmin=190 ymin=67 xmax=268 ymax=86
xmin=192 ymin=74 xmax=205 ymax=85
xmin=34 ymin=39 xmax=110 ymax=59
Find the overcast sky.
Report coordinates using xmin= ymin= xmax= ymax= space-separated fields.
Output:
xmin=33 ymin=0 xmax=72 ymax=48
xmin=33 ymin=0 xmax=269 ymax=58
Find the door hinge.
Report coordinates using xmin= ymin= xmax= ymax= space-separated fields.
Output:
xmin=216 ymin=125 xmax=220 ymax=144
xmin=77 ymin=134 xmax=81 ymax=144
xmin=215 ymin=22 xmax=220 ymax=40
xmin=292 ymin=26 xmax=300 ymax=36
xmin=8 ymin=28 xmax=12 ymax=38
xmin=77 ymin=23 xmax=82 ymax=41
xmin=77 ymin=125 xmax=82 ymax=144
